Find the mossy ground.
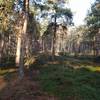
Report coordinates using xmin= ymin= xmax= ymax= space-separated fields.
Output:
xmin=0 ymin=55 xmax=100 ymax=100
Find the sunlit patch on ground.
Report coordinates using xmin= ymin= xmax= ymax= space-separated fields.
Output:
xmin=0 ymin=68 xmax=17 ymax=75
xmin=86 ymin=66 xmax=100 ymax=72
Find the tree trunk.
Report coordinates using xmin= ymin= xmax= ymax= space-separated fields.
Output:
xmin=52 ymin=15 xmax=56 ymax=60
xmin=42 ymin=37 xmax=45 ymax=52
xmin=16 ymin=36 xmax=21 ymax=67
xmin=93 ymin=36 xmax=96 ymax=56
xmin=0 ymin=39 xmax=5 ymax=63
xmin=15 ymin=0 xmax=29 ymax=79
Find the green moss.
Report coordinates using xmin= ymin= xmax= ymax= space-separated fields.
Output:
xmin=39 ymin=64 xmax=100 ymax=100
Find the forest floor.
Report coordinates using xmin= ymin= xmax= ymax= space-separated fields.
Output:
xmin=0 ymin=55 xmax=100 ymax=100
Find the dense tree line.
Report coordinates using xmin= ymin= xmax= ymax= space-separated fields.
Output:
xmin=0 ymin=0 xmax=73 ymax=78
xmin=0 ymin=0 xmax=99 ymax=79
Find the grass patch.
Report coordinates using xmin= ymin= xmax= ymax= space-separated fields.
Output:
xmin=0 ymin=55 xmax=100 ymax=100
xmin=86 ymin=66 xmax=100 ymax=72
xmin=39 ymin=64 xmax=100 ymax=100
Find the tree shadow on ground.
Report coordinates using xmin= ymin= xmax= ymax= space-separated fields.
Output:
xmin=29 ymin=54 xmax=100 ymax=70
xmin=0 ymin=54 xmax=100 ymax=100
xmin=29 ymin=54 xmax=100 ymax=100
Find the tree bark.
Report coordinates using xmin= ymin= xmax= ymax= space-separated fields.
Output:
xmin=15 ymin=0 xmax=29 ymax=79
xmin=0 ymin=39 xmax=5 ymax=63
xmin=16 ymin=36 xmax=21 ymax=67
xmin=52 ymin=15 xmax=56 ymax=60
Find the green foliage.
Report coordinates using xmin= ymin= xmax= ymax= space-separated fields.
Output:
xmin=56 ymin=7 xmax=73 ymax=19
xmin=36 ymin=0 xmax=73 ymax=36
xmin=39 ymin=63 xmax=100 ymax=100
xmin=0 ymin=0 xmax=3 ymax=4
xmin=0 ymin=54 xmax=100 ymax=99
xmin=86 ymin=0 xmax=100 ymax=37
xmin=0 ymin=0 xmax=14 ymax=33
xmin=28 ymin=12 xmax=40 ymax=39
